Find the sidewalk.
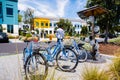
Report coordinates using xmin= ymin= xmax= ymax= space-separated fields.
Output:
xmin=9 ymin=39 xmax=23 ymax=43
xmin=0 ymin=53 xmax=114 ymax=80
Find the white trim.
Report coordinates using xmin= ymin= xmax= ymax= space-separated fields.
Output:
xmin=1 ymin=24 xmax=18 ymax=35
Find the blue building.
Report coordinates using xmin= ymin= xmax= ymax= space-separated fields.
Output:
xmin=0 ymin=0 xmax=18 ymax=35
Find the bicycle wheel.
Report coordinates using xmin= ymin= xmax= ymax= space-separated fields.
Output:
xmin=24 ymin=53 xmax=48 ymax=80
xmin=23 ymin=48 xmax=27 ymax=69
xmin=56 ymin=48 xmax=78 ymax=72
xmin=23 ymin=48 xmax=26 ymax=60
xmin=78 ymin=49 xmax=88 ymax=62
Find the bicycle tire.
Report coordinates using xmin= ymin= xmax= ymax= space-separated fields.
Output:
xmin=56 ymin=48 xmax=78 ymax=72
xmin=23 ymin=48 xmax=26 ymax=69
xmin=78 ymin=49 xmax=88 ymax=62
xmin=24 ymin=53 xmax=48 ymax=80
xmin=23 ymin=48 xmax=26 ymax=60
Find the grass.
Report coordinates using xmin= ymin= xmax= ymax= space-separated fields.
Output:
xmin=24 ymin=67 xmax=65 ymax=80
xmin=81 ymin=66 xmax=109 ymax=80
xmin=109 ymin=58 xmax=120 ymax=80
xmin=109 ymin=37 xmax=120 ymax=45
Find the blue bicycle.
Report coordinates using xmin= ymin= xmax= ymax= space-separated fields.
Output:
xmin=23 ymin=38 xmax=48 ymax=80
xmin=69 ymin=38 xmax=88 ymax=62
xmin=41 ymin=39 xmax=78 ymax=72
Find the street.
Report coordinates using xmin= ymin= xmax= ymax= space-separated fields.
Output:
xmin=0 ymin=41 xmax=55 ymax=56
xmin=0 ymin=43 xmax=26 ymax=56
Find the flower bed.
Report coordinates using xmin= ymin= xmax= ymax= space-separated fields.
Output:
xmin=99 ymin=43 xmax=120 ymax=55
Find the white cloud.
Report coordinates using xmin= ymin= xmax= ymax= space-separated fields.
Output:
xmin=18 ymin=0 xmax=59 ymax=17
xmin=76 ymin=0 xmax=87 ymax=10
xmin=18 ymin=0 xmax=85 ymax=18
xmin=56 ymin=0 xmax=69 ymax=17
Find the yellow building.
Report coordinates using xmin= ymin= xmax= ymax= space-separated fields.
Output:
xmin=34 ymin=18 xmax=50 ymax=29
xmin=33 ymin=17 xmax=87 ymax=38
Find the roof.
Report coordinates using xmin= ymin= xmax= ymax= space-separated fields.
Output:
xmin=77 ymin=5 xmax=108 ymax=19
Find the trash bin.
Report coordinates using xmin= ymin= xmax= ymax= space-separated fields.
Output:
xmin=49 ymin=34 xmax=52 ymax=41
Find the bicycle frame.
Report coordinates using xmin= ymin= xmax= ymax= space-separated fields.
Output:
xmin=24 ymin=41 xmax=34 ymax=64
xmin=72 ymin=39 xmax=81 ymax=54
xmin=43 ymin=39 xmax=65 ymax=62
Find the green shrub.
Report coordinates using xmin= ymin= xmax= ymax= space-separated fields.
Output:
xmin=80 ymin=26 xmax=88 ymax=36
xmin=75 ymin=33 xmax=80 ymax=37
xmin=109 ymin=58 xmax=120 ymax=80
xmin=82 ymin=43 xmax=92 ymax=51
xmin=8 ymin=35 xmax=19 ymax=39
xmin=109 ymin=37 xmax=120 ymax=45
xmin=26 ymin=33 xmax=32 ymax=37
xmin=82 ymin=66 xmax=109 ymax=80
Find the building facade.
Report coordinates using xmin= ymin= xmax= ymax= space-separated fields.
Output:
xmin=34 ymin=17 xmax=87 ymax=36
xmin=0 ymin=0 xmax=18 ymax=35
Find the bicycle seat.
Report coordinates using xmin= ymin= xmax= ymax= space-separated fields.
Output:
xmin=45 ymin=41 xmax=52 ymax=44
xmin=24 ymin=40 xmax=30 ymax=42
xmin=78 ymin=43 xmax=84 ymax=48
xmin=64 ymin=45 xmax=74 ymax=49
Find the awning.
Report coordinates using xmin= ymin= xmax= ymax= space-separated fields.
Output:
xmin=77 ymin=5 xmax=108 ymax=19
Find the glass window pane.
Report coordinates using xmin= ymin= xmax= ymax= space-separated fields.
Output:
xmin=50 ymin=23 xmax=52 ymax=26
xmin=36 ymin=22 xmax=39 ymax=26
xmin=41 ymin=22 xmax=44 ymax=26
xmin=7 ymin=25 xmax=13 ymax=33
xmin=6 ymin=7 xmax=13 ymax=15
xmin=46 ymin=23 xmax=48 ymax=26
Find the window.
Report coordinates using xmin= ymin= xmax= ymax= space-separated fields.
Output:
xmin=45 ymin=31 xmax=48 ymax=34
xmin=54 ymin=23 xmax=56 ymax=27
xmin=6 ymin=7 xmax=13 ymax=15
xmin=0 ymin=24 xmax=2 ymax=32
xmin=7 ymin=25 xmax=13 ymax=33
xmin=45 ymin=23 xmax=48 ymax=26
xmin=0 ymin=3 xmax=2 ymax=14
xmin=75 ymin=25 xmax=76 ymax=27
xmin=50 ymin=30 xmax=52 ymax=34
xmin=36 ymin=22 xmax=39 ymax=27
xmin=7 ymin=0 xmax=18 ymax=2
xmin=80 ymin=25 xmax=82 ymax=28
xmin=50 ymin=23 xmax=52 ymax=26
xmin=0 ymin=3 xmax=2 ymax=18
xmin=41 ymin=22 xmax=44 ymax=26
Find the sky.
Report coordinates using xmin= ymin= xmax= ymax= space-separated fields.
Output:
xmin=18 ymin=0 xmax=87 ymax=19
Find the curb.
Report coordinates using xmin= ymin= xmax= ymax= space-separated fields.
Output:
xmin=100 ymin=54 xmax=116 ymax=59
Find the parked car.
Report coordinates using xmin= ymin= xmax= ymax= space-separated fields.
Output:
xmin=99 ymin=33 xmax=117 ymax=38
xmin=0 ymin=32 xmax=9 ymax=43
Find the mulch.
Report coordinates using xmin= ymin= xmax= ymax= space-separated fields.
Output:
xmin=99 ymin=43 xmax=120 ymax=55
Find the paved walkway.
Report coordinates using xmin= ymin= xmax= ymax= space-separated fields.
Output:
xmin=0 ymin=53 xmax=114 ymax=80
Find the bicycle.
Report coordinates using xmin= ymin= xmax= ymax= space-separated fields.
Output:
xmin=23 ymin=34 xmax=48 ymax=80
xmin=40 ymin=39 xmax=78 ymax=72
xmin=64 ymin=38 xmax=88 ymax=62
